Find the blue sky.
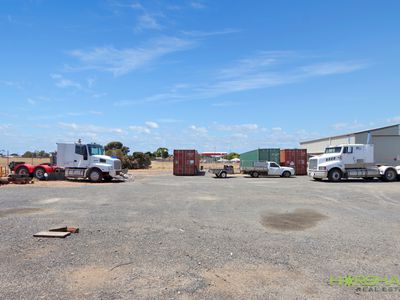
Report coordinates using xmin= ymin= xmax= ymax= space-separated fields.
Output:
xmin=1 ymin=0 xmax=399 ymax=154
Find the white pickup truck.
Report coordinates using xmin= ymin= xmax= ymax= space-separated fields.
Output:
xmin=241 ymin=161 xmax=295 ymax=178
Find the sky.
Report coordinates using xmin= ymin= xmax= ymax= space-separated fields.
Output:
xmin=1 ymin=0 xmax=400 ymax=154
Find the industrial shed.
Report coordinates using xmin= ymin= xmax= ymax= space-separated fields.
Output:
xmin=300 ymin=124 xmax=400 ymax=166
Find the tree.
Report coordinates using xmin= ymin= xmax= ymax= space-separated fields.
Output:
xmin=131 ymin=152 xmax=151 ymax=169
xmin=224 ymin=152 xmax=240 ymax=160
xmin=145 ymin=151 xmax=156 ymax=159
xmin=154 ymin=147 xmax=169 ymax=159
xmin=22 ymin=151 xmax=33 ymax=158
xmin=105 ymin=141 xmax=130 ymax=155
xmin=104 ymin=141 xmax=151 ymax=169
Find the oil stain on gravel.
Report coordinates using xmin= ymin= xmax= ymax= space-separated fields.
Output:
xmin=261 ymin=209 xmax=327 ymax=231
xmin=0 ymin=208 xmax=44 ymax=218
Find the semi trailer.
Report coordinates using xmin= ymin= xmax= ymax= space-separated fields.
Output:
xmin=308 ymin=144 xmax=400 ymax=182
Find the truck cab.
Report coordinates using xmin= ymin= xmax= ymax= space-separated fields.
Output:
xmin=308 ymin=144 xmax=399 ymax=182
xmin=56 ymin=142 xmax=122 ymax=182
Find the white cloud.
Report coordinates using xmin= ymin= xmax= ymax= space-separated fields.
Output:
xmin=189 ymin=125 xmax=208 ymax=135
xmin=211 ymin=101 xmax=241 ymax=107
xmin=59 ymin=122 xmax=125 ymax=135
xmin=301 ymin=61 xmax=368 ymax=76
xmin=86 ymin=77 xmax=96 ymax=88
xmin=131 ymin=2 xmax=143 ymax=10
xmin=66 ymin=111 xmax=104 ymax=117
xmin=0 ymin=80 xmax=23 ymax=89
xmin=27 ymin=98 xmax=36 ymax=105
xmin=145 ymin=121 xmax=159 ymax=129
xmin=190 ymin=1 xmax=205 ymax=9
xmin=68 ymin=36 xmax=194 ymax=76
xmin=135 ymin=14 xmax=162 ymax=32
xmin=50 ymin=73 xmax=81 ymax=89
xmin=137 ymin=51 xmax=369 ymax=103
xmin=212 ymin=123 xmax=259 ymax=132
xmin=91 ymin=92 xmax=107 ymax=99
xmin=332 ymin=120 xmax=364 ymax=131
xmin=387 ymin=116 xmax=400 ymax=123
xmin=129 ymin=121 xmax=160 ymax=134
xmin=129 ymin=125 xmax=151 ymax=134
xmin=181 ymin=28 xmax=240 ymax=37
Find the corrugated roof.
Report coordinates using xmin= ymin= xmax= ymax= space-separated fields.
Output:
xmin=300 ymin=124 xmax=399 ymax=144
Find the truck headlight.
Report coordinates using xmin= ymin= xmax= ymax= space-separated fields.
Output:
xmin=319 ymin=166 xmax=326 ymax=171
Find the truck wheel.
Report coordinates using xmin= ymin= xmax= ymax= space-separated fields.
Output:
xmin=328 ymin=169 xmax=342 ymax=182
xmin=16 ymin=166 xmax=30 ymax=176
xmin=282 ymin=171 xmax=291 ymax=178
xmin=89 ymin=169 xmax=102 ymax=183
xmin=220 ymin=171 xmax=227 ymax=178
xmin=33 ymin=167 xmax=46 ymax=180
xmin=252 ymin=172 xmax=259 ymax=178
xmin=384 ymin=168 xmax=397 ymax=182
xmin=103 ymin=175 xmax=113 ymax=182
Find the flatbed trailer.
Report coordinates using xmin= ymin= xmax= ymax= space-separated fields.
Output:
xmin=208 ymin=165 xmax=234 ymax=178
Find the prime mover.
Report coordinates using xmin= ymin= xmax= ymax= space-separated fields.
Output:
xmin=308 ymin=144 xmax=400 ymax=182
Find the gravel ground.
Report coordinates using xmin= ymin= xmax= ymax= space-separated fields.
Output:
xmin=0 ymin=173 xmax=400 ymax=299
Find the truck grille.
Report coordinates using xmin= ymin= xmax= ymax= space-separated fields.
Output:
xmin=114 ymin=160 xmax=122 ymax=170
xmin=308 ymin=158 xmax=317 ymax=170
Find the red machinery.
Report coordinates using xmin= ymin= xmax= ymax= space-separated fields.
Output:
xmin=9 ymin=161 xmax=63 ymax=180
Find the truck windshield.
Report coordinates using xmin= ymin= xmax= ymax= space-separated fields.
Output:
xmin=325 ymin=147 xmax=342 ymax=154
xmin=87 ymin=144 xmax=105 ymax=156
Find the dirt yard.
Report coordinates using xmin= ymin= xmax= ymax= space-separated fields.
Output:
xmin=1 ymin=171 xmax=399 ymax=299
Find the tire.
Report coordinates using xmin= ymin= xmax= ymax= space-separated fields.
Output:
xmin=220 ymin=171 xmax=227 ymax=178
xmin=282 ymin=171 xmax=291 ymax=178
xmin=88 ymin=169 xmax=103 ymax=183
xmin=383 ymin=168 xmax=397 ymax=182
xmin=16 ymin=166 xmax=30 ymax=176
xmin=33 ymin=167 xmax=46 ymax=180
xmin=252 ymin=172 xmax=259 ymax=178
xmin=103 ymin=175 xmax=113 ymax=182
xmin=328 ymin=169 xmax=342 ymax=182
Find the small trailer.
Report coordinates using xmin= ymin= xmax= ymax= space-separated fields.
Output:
xmin=208 ymin=165 xmax=234 ymax=178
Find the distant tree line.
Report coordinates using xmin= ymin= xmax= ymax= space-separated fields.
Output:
xmin=22 ymin=150 xmax=51 ymax=158
xmin=224 ymin=152 xmax=240 ymax=160
xmin=104 ymin=141 xmax=170 ymax=169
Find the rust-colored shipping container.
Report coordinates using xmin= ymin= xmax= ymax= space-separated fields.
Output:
xmin=280 ymin=149 xmax=307 ymax=175
xmin=173 ymin=150 xmax=200 ymax=176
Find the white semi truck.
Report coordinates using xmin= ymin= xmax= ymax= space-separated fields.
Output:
xmin=308 ymin=144 xmax=400 ymax=182
xmin=56 ymin=142 xmax=123 ymax=182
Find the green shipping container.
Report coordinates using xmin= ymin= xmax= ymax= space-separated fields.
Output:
xmin=240 ymin=148 xmax=280 ymax=168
